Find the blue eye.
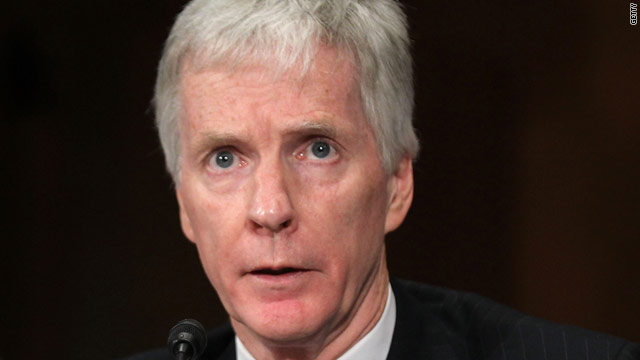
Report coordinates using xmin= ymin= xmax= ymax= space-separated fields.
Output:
xmin=214 ymin=150 xmax=234 ymax=168
xmin=311 ymin=141 xmax=331 ymax=159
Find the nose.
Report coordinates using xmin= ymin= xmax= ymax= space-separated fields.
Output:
xmin=248 ymin=162 xmax=296 ymax=235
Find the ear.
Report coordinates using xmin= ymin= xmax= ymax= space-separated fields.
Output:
xmin=176 ymin=188 xmax=196 ymax=243
xmin=384 ymin=156 xmax=414 ymax=234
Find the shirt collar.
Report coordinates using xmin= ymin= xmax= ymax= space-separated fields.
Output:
xmin=235 ymin=283 xmax=396 ymax=360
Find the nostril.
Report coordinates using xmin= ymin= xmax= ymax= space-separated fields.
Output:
xmin=281 ymin=219 xmax=291 ymax=228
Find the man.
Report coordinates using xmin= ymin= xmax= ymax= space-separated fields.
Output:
xmin=128 ymin=0 xmax=639 ymax=359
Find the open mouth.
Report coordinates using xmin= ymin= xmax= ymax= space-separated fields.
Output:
xmin=250 ymin=267 xmax=307 ymax=276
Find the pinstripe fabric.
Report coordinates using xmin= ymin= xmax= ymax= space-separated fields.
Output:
xmin=386 ymin=278 xmax=640 ymax=360
xmin=123 ymin=277 xmax=639 ymax=359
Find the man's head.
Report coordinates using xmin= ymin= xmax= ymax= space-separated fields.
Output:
xmin=155 ymin=0 xmax=418 ymax=357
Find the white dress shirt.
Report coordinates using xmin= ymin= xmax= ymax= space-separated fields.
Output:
xmin=236 ymin=283 xmax=396 ymax=360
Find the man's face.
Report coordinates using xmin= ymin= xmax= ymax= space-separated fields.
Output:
xmin=175 ymin=48 xmax=412 ymax=345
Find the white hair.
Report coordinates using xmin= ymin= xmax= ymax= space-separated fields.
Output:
xmin=155 ymin=0 xmax=419 ymax=182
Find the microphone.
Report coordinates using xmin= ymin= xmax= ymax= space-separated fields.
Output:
xmin=167 ymin=319 xmax=207 ymax=360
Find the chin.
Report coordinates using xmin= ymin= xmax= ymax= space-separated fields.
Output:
xmin=241 ymin=297 xmax=334 ymax=344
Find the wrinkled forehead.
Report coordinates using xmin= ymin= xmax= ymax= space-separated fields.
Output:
xmin=176 ymin=45 xmax=376 ymax=163
xmin=178 ymin=46 xmax=367 ymax=136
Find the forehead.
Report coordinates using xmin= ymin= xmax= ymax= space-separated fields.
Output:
xmin=178 ymin=46 xmax=369 ymax=139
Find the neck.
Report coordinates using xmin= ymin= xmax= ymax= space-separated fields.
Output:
xmin=236 ymin=255 xmax=390 ymax=360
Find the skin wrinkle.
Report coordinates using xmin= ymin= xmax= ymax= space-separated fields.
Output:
xmin=175 ymin=46 xmax=413 ymax=360
xmin=180 ymin=53 xmax=370 ymax=168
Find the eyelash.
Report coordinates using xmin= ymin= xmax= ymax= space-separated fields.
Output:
xmin=205 ymin=138 xmax=339 ymax=172
xmin=295 ymin=138 xmax=339 ymax=162
xmin=206 ymin=148 xmax=246 ymax=171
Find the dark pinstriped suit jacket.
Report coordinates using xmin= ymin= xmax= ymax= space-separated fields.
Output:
xmin=125 ymin=277 xmax=639 ymax=359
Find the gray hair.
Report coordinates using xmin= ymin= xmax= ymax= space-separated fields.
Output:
xmin=155 ymin=0 xmax=419 ymax=182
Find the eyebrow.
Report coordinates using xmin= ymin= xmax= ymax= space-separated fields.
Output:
xmin=190 ymin=120 xmax=340 ymax=156
xmin=283 ymin=121 xmax=338 ymax=139
xmin=191 ymin=132 xmax=242 ymax=156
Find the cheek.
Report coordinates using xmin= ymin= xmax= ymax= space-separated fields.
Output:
xmin=189 ymin=195 xmax=227 ymax=242
xmin=183 ymin=187 xmax=246 ymax=273
xmin=297 ymin=168 xmax=389 ymax=256
xmin=336 ymin=170 xmax=387 ymax=228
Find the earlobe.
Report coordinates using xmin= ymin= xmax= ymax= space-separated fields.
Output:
xmin=176 ymin=190 xmax=196 ymax=243
xmin=384 ymin=156 xmax=414 ymax=234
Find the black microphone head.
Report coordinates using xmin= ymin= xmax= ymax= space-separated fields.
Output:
xmin=167 ymin=319 xmax=207 ymax=360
